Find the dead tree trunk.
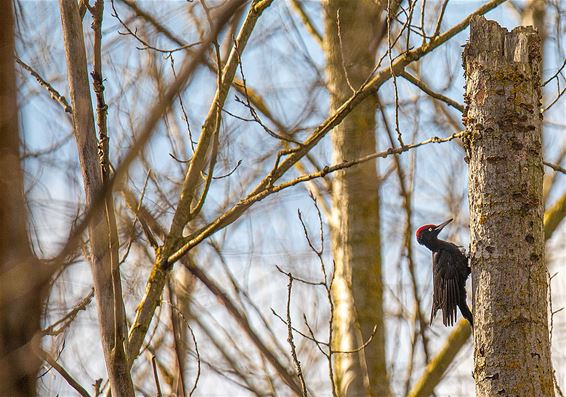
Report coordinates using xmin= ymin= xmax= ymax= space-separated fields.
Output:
xmin=463 ymin=16 xmax=555 ymax=396
xmin=323 ymin=1 xmax=389 ymax=395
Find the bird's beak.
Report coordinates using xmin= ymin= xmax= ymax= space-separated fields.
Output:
xmin=434 ymin=218 xmax=453 ymax=233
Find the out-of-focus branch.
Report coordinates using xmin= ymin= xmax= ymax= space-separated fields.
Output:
xmin=289 ymin=0 xmax=323 ymax=46
xmin=34 ymin=346 xmax=91 ymax=397
xmin=121 ymin=0 xmax=186 ymax=45
xmin=544 ymin=192 xmax=566 ymax=240
xmin=543 ymin=148 xmax=566 ymax=201
xmin=0 ymin=2 xmax=43 ymax=393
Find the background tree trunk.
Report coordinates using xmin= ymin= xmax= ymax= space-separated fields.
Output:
xmin=323 ymin=1 xmax=389 ymax=395
xmin=463 ymin=16 xmax=555 ymax=396
xmin=0 ymin=1 xmax=43 ymax=394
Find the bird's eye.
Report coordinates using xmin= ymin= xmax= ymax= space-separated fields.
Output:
xmin=428 ymin=228 xmax=432 ymax=231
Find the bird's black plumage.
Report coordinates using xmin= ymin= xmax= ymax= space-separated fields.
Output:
xmin=416 ymin=219 xmax=473 ymax=327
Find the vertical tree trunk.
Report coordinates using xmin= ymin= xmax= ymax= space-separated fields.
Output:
xmin=463 ymin=16 xmax=555 ymax=396
xmin=58 ymin=1 xmax=133 ymax=395
xmin=323 ymin=1 xmax=389 ymax=396
xmin=0 ymin=1 xmax=43 ymax=394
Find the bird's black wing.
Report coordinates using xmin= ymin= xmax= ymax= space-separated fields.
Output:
xmin=431 ymin=248 xmax=469 ymax=326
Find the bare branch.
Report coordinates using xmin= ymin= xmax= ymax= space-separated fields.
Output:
xmin=332 ymin=325 xmax=378 ymax=354
xmin=400 ymin=70 xmax=464 ymax=112
xmin=41 ymin=289 xmax=94 ymax=336
xmin=544 ymin=161 xmax=566 ymax=175
xmin=284 ymin=274 xmax=309 ymax=397
xmin=15 ymin=57 xmax=72 ymax=113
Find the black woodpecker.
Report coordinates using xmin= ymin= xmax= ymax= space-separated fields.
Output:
xmin=416 ymin=219 xmax=473 ymax=327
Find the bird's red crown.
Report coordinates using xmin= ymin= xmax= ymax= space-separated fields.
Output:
xmin=415 ymin=224 xmax=435 ymax=239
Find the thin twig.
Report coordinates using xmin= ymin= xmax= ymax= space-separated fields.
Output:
xmin=168 ymin=54 xmax=196 ymax=152
xmin=336 ymin=9 xmax=355 ymax=93
xmin=433 ymin=0 xmax=450 ymax=38
xmin=41 ymin=289 xmax=95 ymax=336
xmin=400 ymin=70 xmax=464 ymax=112
xmin=543 ymin=58 xmax=566 ymax=87
xmin=544 ymin=161 xmax=566 ymax=175
xmin=543 ymin=84 xmax=566 ymax=112
xmin=111 ymin=0 xmax=201 ymax=54
xmin=234 ymin=43 xmax=302 ymax=145
xmin=332 ymin=325 xmax=378 ymax=354
xmin=212 ymin=159 xmax=242 ymax=179
xmin=15 ymin=56 xmax=72 ymax=113
xmin=284 ymin=274 xmax=309 ymax=397
xmin=271 ymin=308 xmax=328 ymax=346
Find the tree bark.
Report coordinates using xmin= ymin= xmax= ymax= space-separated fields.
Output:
xmin=323 ymin=1 xmax=389 ymax=396
xmin=0 ymin=1 xmax=43 ymax=394
xmin=463 ymin=16 xmax=554 ymax=396
xmin=58 ymin=1 xmax=134 ymax=395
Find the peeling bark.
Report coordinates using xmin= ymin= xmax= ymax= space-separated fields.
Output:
xmin=463 ymin=16 xmax=554 ymax=396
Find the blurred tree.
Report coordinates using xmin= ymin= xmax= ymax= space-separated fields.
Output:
xmin=323 ymin=1 xmax=390 ymax=395
xmin=0 ymin=0 xmax=42 ymax=394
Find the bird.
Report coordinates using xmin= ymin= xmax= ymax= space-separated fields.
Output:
xmin=416 ymin=219 xmax=473 ymax=327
